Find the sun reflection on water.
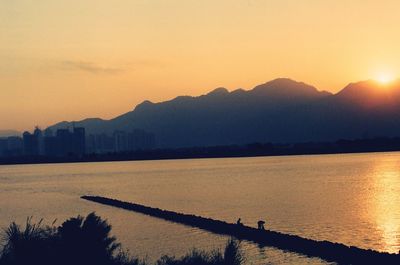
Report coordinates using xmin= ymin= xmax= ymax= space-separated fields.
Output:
xmin=371 ymin=158 xmax=400 ymax=253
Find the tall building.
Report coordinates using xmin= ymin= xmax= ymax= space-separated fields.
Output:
xmin=73 ymin=127 xmax=85 ymax=156
xmin=22 ymin=127 xmax=45 ymax=156
xmin=23 ymin=131 xmax=39 ymax=156
xmin=6 ymin=136 xmax=23 ymax=156
xmin=47 ymin=127 xmax=86 ymax=157
xmin=34 ymin=127 xmax=45 ymax=155
xmin=127 ymin=129 xmax=156 ymax=150
xmin=44 ymin=128 xmax=53 ymax=137
xmin=0 ymin=138 xmax=7 ymax=157
xmin=44 ymin=135 xmax=58 ymax=157
xmin=86 ymin=133 xmax=114 ymax=154
xmin=114 ymin=131 xmax=128 ymax=152
xmin=55 ymin=128 xmax=71 ymax=156
xmin=88 ymin=129 xmax=156 ymax=154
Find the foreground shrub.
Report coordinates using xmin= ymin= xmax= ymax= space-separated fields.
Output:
xmin=156 ymin=240 xmax=243 ymax=265
xmin=0 ymin=214 xmax=243 ymax=265
xmin=58 ymin=212 xmax=120 ymax=265
xmin=223 ymin=239 xmax=243 ymax=265
xmin=0 ymin=217 xmax=56 ymax=265
xmin=0 ymin=213 xmax=130 ymax=265
xmin=157 ymin=249 xmax=222 ymax=265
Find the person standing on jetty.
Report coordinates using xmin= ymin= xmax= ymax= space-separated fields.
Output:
xmin=236 ymin=218 xmax=243 ymax=226
xmin=257 ymin=220 xmax=265 ymax=230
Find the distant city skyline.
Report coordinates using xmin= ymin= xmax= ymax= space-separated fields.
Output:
xmin=1 ymin=0 xmax=400 ymax=130
xmin=0 ymin=126 xmax=156 ymax=158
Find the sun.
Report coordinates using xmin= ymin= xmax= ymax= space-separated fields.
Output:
xmin=376 ymin=72 xmax=395 ymax=84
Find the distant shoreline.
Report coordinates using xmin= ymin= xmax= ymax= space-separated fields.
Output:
xmin=1 ymin=137 xmax=400 ymax=166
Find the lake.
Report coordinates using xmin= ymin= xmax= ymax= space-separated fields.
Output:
xmin=1 ymin=152 xmax=400 ymax=264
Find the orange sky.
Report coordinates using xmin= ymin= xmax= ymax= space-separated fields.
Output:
xmin=1 ymin=0 xmax=400 ymax=130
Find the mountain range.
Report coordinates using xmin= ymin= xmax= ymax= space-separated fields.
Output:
xmin=48 ymin=78 xmax=400 ymax=148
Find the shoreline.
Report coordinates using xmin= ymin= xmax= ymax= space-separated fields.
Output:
xmin=1 ymin=142 xmax=400 ymax=166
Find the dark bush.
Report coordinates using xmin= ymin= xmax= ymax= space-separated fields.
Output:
xmin=156 ymin=240 xmax=243 ymax=265
xmin=0 ymin=214 xmax=243 ymax=265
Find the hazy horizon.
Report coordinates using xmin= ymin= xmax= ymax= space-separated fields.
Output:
xmin=3 ymin=76 xmax=397 ymax=133
xmin=2 ymin=0 xmax=400 ymax=130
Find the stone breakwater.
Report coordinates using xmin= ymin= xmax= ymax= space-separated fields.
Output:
xmin=81 ymin=195 xmax=400 ymax=265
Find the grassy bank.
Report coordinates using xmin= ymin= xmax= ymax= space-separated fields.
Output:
xmin=0 ymin=213 xmax=243 ymax=265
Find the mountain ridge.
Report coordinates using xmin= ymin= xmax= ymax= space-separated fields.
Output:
xmin=48 ymin=78 xmax=400 ymax=148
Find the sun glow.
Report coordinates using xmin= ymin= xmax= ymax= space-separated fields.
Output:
xmin=376 ymin=72 xmax=395 ymax=84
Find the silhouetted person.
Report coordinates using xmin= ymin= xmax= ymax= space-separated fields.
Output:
xmin=236 ymin=218 xmax=243 ymax=226
xmin=257 ymin=220 xmax=265 ymax=230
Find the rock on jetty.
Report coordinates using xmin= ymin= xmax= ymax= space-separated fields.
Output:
xmin=81 ymin=195 xmax=400 ymax=264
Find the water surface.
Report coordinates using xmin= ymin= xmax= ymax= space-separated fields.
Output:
xmin=1 ymin=152 xmax=400 ymax=264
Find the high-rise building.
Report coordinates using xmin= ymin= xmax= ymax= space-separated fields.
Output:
xmin=7 ymin=136 xmax=23 ymax=156
xmin=88 ymin=129 xmax=155 ymax=154
xmin=127 ymin=129 xmax=156 ymax=150
xmin=44 ymin=128 xmax=53 ymax=137
xmin=55 ymin=128 xmax=71 ymax=156
xmin=23 ymin=131 xmax=39 ymax=156
xmin=0 ymin=138 xmax=7 ymax=157
xmin=114 ymin=131 xmax=128 ymax=152
xmin=34 ymin=127 xmax=45 ymax=155
xmin=73 ymin=127 xmax=85 ymax=156
xmin=46 ymin=127 xmax=86 ymax=157
xmin=87 ymin=133 xmax=114 ymax=154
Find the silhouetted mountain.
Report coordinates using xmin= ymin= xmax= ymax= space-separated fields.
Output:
xmin=48 ymin=78 xmax=400 ymax=148
xmin=334 ymin=79 xmax=400 ymax=109
xmin=0 ymin=130 xmax=21 ymax=137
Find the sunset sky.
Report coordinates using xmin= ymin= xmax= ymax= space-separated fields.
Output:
xmin=1 ymin=0 xmax=400 ymax=130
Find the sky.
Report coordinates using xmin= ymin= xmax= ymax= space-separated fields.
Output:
xmin=1 ymin=0 xmax=400 ymax=131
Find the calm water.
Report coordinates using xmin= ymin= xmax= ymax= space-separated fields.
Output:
xmin=1 ymin=152 xmax=400 ymax=264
